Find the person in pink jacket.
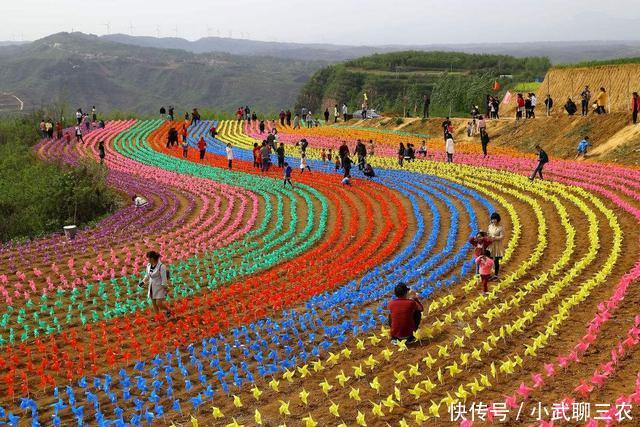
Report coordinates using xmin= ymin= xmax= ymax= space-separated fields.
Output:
xmin=475 ymin=249 xmax=495 ymax=294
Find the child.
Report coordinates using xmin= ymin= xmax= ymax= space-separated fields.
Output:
xmin=98 ymin=140 xmax=105 ymax=164
xmin=576 ymin=136 xmax=591 ymax=158
xmin=327 ymin=148 xmax=333 ymax=163
xmin=334 ymin=156 xmax=341 ymax=172
xmin=75 ymin=126 xmax=84 ymax=143
xmin=417 ymin=141 xmax=427 ymax=157
xmin=469 ymin=231 xmax=492 ymax=274
xmin=182 ymin=138 xmax=189 ymax=158
xmin=64 ymin=132 xmax=71 ymax=145
xmin=283 ymin=162 xmax=293 ymax=187
xmin=321 ymin=148 xmax=327 ymax=163
xmin=475 ymin=250 xmax=494 ymax=293
xmin=300 ymin=153 xmax=311 ymax=173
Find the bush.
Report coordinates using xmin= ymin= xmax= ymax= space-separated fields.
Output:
xmin=0 ymin=113 xmax=119 ymax=242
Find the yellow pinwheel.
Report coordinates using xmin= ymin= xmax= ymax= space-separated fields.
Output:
xmin=480 ymin=374 xmax=492 ymax=387
xmin=329 ymin=401 xmax=340 ymax=418
xmin=353 ymin=364 xmax=365 ymax=378
xmin=393 ymin=370 xmax=407 ymax=384
xmin=445 ymin=361 xmax=461 ymax=377
xmin=422 ymin=353 xmax=436 ymax=368
xmin=282 ymin=368 xmax=294 ymax=382
xmin=395 ymin=339 xmax=408 ymax=352
xmin=225 ymin=418 xmax=242 ymax=427
xmin=408 ymin=363 xmax=421 ymax=377
xmin=190 ymin=415 xmax=199 ymax=427
xmin=411 ymin=406 xmax=428 ymax=423
xmin=302 ymin=414 xmax=317 ymax=427
xmin=327 ymin=352 xmax=340 ymax=365
xmin=311 ymin=360 xmax=324 ymax=372
xmin=341 ymin=347 xmax=352 ymax=359
xmin=269 ymin=377 xmax=280 ymax=392
xmin=211 ymin=406 xmax=224 ymax=419
xmin=422 ymin=378 xmax=436 ymax=393
xmin=369 ymin=376 xmax=381 ymax=393
xmin=356 ymin=339 xmax=366 ymax=350
xmin=429 ymin=400 xmax=441 ymax=418
xmin=369 ymin=334 xmax=381 ymax=345
xmin=251 ymin=385 xmax=262 ymax=400
xmin=319 ymin=378 xmax=333 ymax=395
xmin=459 ymin=352 xmax=470 ymax=366
xmin=382 ymin=394 xmax=398 ymax=411
xmin=356 ymin=410 xmax=367 ymax=426
xmin=254 ymin=409 xmax=262 ymax=425
xmin=232 ymin=395 xmax=242 ymax=408
xmin=437 ymin=344 xmax=449 ymax=357
xmin=299 ymin=388 xmax=310 ymax=405
xmin=349 ymin=386 xmax=361 ymax=401
xmin=380 ymin=347 xmax=393 ymax=361
xmin=364 ymin=354 xmax=378 ymax=369
xmin=297 ymin=364 xmax=310 ymax=378
xmin=455 ymin=384 xmax=469 ymax=401
xmin=453 ymin=335 xmax=465 ymax=348
xmin=408 ymin=383 xmax=425 ymax=399
xmin=336 ymin=370 xmax=351 ymax=387
xmin=370 ymin=401 xmax=385 ymax=417
xmin=278 ymin=400 xmax=291 ymax=416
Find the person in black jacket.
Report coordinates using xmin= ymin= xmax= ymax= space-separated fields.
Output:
xmin=276 ymin=143 xmax=285 ymax=168
xmin=529 ymin=145 xmax=549 ymax=181
xmin=480 ymin=128 xmax=490 ymax=157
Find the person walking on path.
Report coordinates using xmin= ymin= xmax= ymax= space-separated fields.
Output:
xmin=75 ymin=126 xmax=84 ymax=143
xmin=226 ymin=143 xmax=233 ymax=170
xmin=475 ymin=250 xmax=494 ymax=294
xmin=285 ymin=109 xmax=292 ymax=126
xmin=341 ymin=103 xmax=348 ymax=122
xmin=300 ymin=153 xmax=311 ymax=173
xmin=516 ymin=94 xmax=525 ymax=120
xmin=596 ymin=87 xmax=608 ymax=114
xmin=279 ymin=110 xmax=286 ymax=126
xmin=545 ymin=95 xmax=554 ymax=115
xmin=445 ymin=134 xmax=455 ymax=163
xmin=98 ymin=140 xmax=105 ymax=164
xmin=276 ymin=143 xmax=285 ymax=168
xmin=138 ymin=251 xmax=172 ymax=318
xmin=197 ymin=137 xmax=206 ymax=161
xmin=469 ymin=231 xmax=493 ymax=274
xmin=529 ymin=145 xmax=549 ymax=181
xmin=388 ymin=282 xmax=423 ymax=343
xmin=324 ymin=108 xmax=330 ymax=124
xmin=260 ymin=142 xmax=271 ymax=172
xmin=487 ymin=212 xmax=504 ymax=279
xmin=580 ymin=86 xmax=591 ymax=116
xmin=293 ymin=114 xmax=300 ymax=129
xmin=333 ymin=104 xmax=339 ymax=123
xmin=480 ymin=128 xmax=490 ymax=158
xmin=181 ymin=138 xmax=189 ymax=158
xmin=55 ymin=121 xmax=63 ymax=140
xmin=422 ymin=95 xmax=430 ymax=118
xmin=283 ymin=163 xmax=294 ymax=187
xmin=398 ymin=142 xmax=406 ymax=167
xmin=632 ymin=92 xmax=640 ymax=125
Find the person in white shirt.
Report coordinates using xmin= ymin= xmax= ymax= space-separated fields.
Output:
xmin=341 ymin=103 xmax=348 ymax=122
xmin=530 ymin=94 xmax=538 ymax=118
xmin=138 ymin=251 xmax=172 ymax=317
xmin=75 ymin=109 xmax=83 ymax=125
xmin=133 ymin=194 xmax=148 ymax=208
xmin=445 ymin=134 xmax=455 ymax=163
xmin=226 ymin=143 xmax=233 ymax=170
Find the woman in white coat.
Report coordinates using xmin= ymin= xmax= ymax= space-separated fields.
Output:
xmin=139 ymin=251 xmax=172 ymax=317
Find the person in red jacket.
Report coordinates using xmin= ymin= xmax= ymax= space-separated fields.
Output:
xmin=632 ymin=92 xmax=639 ymax=125
xmin=388 ymin=282 xmax=424 ymax=343
xmin=197 ymin=137 xmax=206 ymax=160
xmin=516 ymin=93 xmax=525 ymax=120
xmin=469 ymin=231 xmax=493 ymax=274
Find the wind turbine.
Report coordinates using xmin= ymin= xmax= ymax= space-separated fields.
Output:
xmin=103 ymin=22 xmax=111 ymax=35
xmin=206 ymin=26 xmax=212 ymax=37
xmin=129 ymin=22 xmax=134 ymax=35
xmin=174 ymin=25 xmax=178 ymax=38
xmin=156 ymin=25 xmax=161 ymax=38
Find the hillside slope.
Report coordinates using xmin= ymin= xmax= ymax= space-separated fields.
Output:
xmin=0 ymin=32 xmax=326 ymax=114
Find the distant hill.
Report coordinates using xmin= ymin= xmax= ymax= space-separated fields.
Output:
xmin=297 ymin=51 xmax=551 ymax=116
xmin=102 ymin=34 xmax=640 ymax=64
xmin=0 ymin=32 xmax=326 ymax=114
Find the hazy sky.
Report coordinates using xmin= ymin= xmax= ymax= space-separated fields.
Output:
xmin=2 ymin=0 xmax=639 ymax=45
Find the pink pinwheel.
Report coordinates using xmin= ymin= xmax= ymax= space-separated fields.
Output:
xmin=538 ymin=420 xmax=554 ymax=427
xmin=544 ymin=363 xmax=556 ymax=377
xmin=591 ymin=370 xmax=608 ymax=387
xmin=504 ymin=394 xmax=518 ymax=409
xmin=459 ymin=420 xmax=473 ymax=427
xmin=557 ymin=356 xmax=569 ymax=369
xmin=574 ymin=380 xmax=593 ymax=398
xmin=516 ymin=382 xmax=533 ymax=399
xmin=531 ymin=372 xmax=544 ymax=388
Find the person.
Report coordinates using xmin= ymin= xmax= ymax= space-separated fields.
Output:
xmin=327 ymin=148 xmax=333 ymax=163
xmin=445 ymin=133 xmax=455 ymax=163
xmin=405 ymin=143 xmax=415 ymax=162
xmin=580 ymin=86 xmax=591 ymax=116
xmin=363 ymin=162 xmax=375 ymax=178
xmin=235 ymin=108 xmax=243 ymax=123
xmin=544 ymin=95 xmax=554 ymax=115
xmin=285 ymin=109 xmax=292 ymax=126
xmin=341 ymin=103 xmax=348 ymax=122
xmin=64 ymin=132 xmax=71 ymax=144
xmin=181 ymin=138 xmax=189 ymax=158
xmin=565 ymin=98 xmax=577 ymax=116
xmin=45 ymin=120 xmax=54 ymax=139
xmin=55 ymin=121 xmax=63 ymax=140
xmin=342 ymin=155 xmax=353 ymax=178
xmin=388 ymin=282 xmax=423 ymax=343
xmin=276 ymin=143 xmax=285 ymax=168
xmin=226 ymin=143 xmax=233 ymax=169
xmin=516 ymin=93 xmax=525 ymax=120
xmin=334 ymin=156 xmax=341 ymax=172
xmin=368 ymin=140 xmax=375 ymax=157
xmin=297 ymin=138 xmax=308 ymax=154
xmin=324 ymin=108 xmax=330 ymax=124
xmin=39 ymin=120 xmax=46 ymax=138
xmin=197 ymin=137 xmax=206 ymax=160
xmin=469 ymin=231 xmax=493 ymax=274
xmin=293 ymin=114 xmax=300 ymax=129
xmin=185 ymin=111 xmax=190 ymax=122
xmin=361 ymin=102 xmax=367 ymax=120
xmin=98 ymin=140 xmax=105 ymax=164
xmin=417 ymin=141 xmax=427 ymax=157
xmin=133 ymin=194 xmax=148 ymax=208
xmin=398 ymin=143 xmax=405 ymax=167
xmin=422 ymin=94 xmax=430 ymax=118
xmin=259 ymin=120 xmax=265 ymax=134
xmin=576 ymin=136 xmax=591 ymax=158
xmin=524 ymin=94 xmax=533 ymax=119
xmin=477 ymin=115 xmax=486 ymax=134
xmin=354 ymin=140 xmax=367 ymax=170
xmin=84 ymin=114 xmax=91 ymax=131
xmin=209 ymin=124 xmax=217 ymax=139
xmin=306 ymin=112 xmax=313 ymax=128
xmin=266 ymin=130 xmax=277 ymax=151
xmin=168 ymin=106 xmax=174 ymax=121
xmin=138 ymin=251 xmax=172 ymax=317
xmin=75 ymin=125 xmax=84 ymax=143
xmin=251 ymin=112 xmax=257 ymax=122
xmin=91 ymin=106 xmax=97 ymax=122
xmin=487 ymin=212 xmax=504 ymax=279
xmin=278 ymin=110 xmax=285 ymax=126
xmin=475 ymin=250 xmax=495 ymax=294
xmin=338 ymin=141 xmax=349 ymax=163
xmin=260 ymin=142 xmax=271 ymax=172
xmin=530 ymin=93 xmax=537 ymax=118
xmin=529 ymin=145 xmax=549 ymax=181
xmin=321 ymin=148 xmax=327 ymax=163
xmin=480 ymin=128 xmax=490 ymax=158
xmin=244 ymin=106 xmax=250 ymax=121
xmin=159 ymin=106 xmax=166 ymax=119
xmin=333 ymin=104 xmax=339 ymax=123
xmin=300 ymin=153 xmax=311 ymax=173
xmin=633 ymin=92 xmax=640 ymax=125
xmin=76 ymin=109 xmax=83 ymax=125
xmin=283 ymin=162 xmax=293 ymax=187
xmin=466 ymin=121 xmax=474 ymax=138
xmin=441 ymin=117 xmax=452 ymax=141
xmin=595 ymin=87 xmax=608 ymax=114
xmin=167 ymin=127 xmax=178 ymax=147
xmin=98 ymin=120 xmax=105 ymax=129
xmin=341 ymin=176 xmax=351 ymax=185
xmin=252 ymin=143 xmax=261 ymax=169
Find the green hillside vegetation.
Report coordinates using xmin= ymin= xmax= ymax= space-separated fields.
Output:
xmin=0 ymin=113 xmax=119 ymax=242
xmin=0 ymin=32 xmax=326 ymax=115
xmin=552 ymin=57 xmax=640 ymax=69
xmin=297 ymin=51 xmax=550 ymax=116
